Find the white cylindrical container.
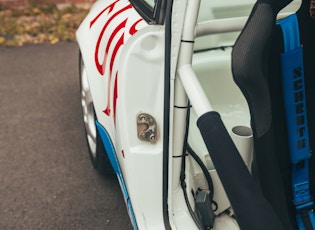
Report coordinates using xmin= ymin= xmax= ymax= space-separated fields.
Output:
xmin=230 ymin=126 xmax=253 ymax=172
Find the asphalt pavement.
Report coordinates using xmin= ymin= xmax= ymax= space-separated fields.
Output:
xmin=0 ymin=42 xmax=132 ymax=230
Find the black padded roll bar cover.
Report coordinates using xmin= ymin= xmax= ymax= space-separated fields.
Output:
xmin=197 ymin=111 xmax=284 ymax=230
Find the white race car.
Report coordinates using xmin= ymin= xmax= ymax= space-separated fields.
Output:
xmin=76 ymin=0 xmax=315 ymax=229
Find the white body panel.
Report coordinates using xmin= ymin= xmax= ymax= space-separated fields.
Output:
xmin=77 ymin=0 xmax=147 ymax=137
xmin=116 ymin=25 xmax=165 ymax=229
xmin=77 ymin=1 xmax=165 ymax=229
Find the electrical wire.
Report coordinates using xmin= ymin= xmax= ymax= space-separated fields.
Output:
xmin=186 ymin=144 xmax=217 ymax=211
xmin=180 ymin=102 xmax=203 ymax=230
xmin=179 ymin=102 xmax=217 ymax=229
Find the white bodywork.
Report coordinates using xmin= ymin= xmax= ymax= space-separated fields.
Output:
xmin=76 ymin=0 xmax=301 ymax=229
xmin=77 ymin=1 xmax=165 ymax=228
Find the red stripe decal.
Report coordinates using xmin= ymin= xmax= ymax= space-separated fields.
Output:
xmin=93 ymin=4 xmax=132 ymax=75
xmin=113 ymin=72 xmax=118 ymax=123
xmin=90 ymin=0 xmax=119 ymax=28
xmin=129 ymin=18 xmax=143 ymax=35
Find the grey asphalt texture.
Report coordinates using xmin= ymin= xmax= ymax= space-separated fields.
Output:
xmin=0 ymin=42 xmax=133 ymax=229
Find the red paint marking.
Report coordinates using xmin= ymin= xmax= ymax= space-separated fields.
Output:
xmin=108 ymin=19 xmax=127 ymax=73
xmin=103 ymin=20 xmax=126 ymax=116
xmin=93 ymin=4 xmax=132 ymax=75
xmin=90 ymin=2 xmax=145 ymax=118
xmin=129 ymin=18 xmax=143 ymax=35
xmin=110 ymin=33 xmax=124 ymax=73
xmin=103 ymin=107 xmax=110 ymax=116
xmin=90 ymin=0 xmax=119 ymax=28
xmin=113 ymin=72 xmax=118 ymax=123
xmin=103 ymin=35 xmax=124 ymax=116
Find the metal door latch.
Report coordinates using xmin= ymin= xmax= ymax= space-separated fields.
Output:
xmin=137 ymin=113 xmax=157 ymax=143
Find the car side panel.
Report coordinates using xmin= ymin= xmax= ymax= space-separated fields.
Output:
xmin=76 ymin=0 xmax=148 ymax=149
xmin=77 ymin=0 xmax=166 ymax=229
xmin=116 ymin=25 xmax=166 ymax=229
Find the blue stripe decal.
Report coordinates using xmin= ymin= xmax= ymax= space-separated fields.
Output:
xmin=95 ymin=121 xmax=119 ymax=173
xmin=95 ymin=121 xmax=138 ymax=230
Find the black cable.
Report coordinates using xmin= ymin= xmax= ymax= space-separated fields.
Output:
xmin=186 ymin=144 xmax=216 ymax=210
xmin=180 ymin=102 xmax=203 ymax=230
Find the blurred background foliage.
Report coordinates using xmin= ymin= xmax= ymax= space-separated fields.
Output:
xmin=0 ymin=2 xmax=89 ymax=46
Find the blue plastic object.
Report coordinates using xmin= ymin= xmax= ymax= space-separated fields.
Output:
xmin=278 ymin=14 xmax=315 ymax=230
